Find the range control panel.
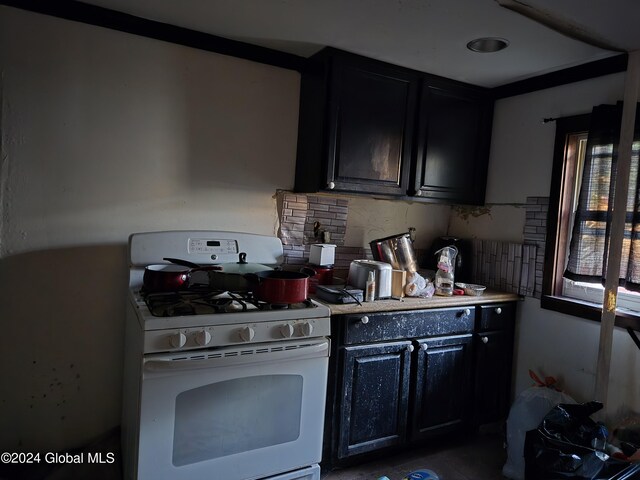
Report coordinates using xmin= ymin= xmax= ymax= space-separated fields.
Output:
xmin=143 ymin=318 xmax=331 ymax=354
xmin=188 ymin=238 xmax=238 ymax=255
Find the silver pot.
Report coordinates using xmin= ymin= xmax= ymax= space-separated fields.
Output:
xmin=369 ymin=233 xmax=418 ymax=272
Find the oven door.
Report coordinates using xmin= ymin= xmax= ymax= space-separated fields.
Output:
xmin=137 ymin=338 xmax=329 ymax=480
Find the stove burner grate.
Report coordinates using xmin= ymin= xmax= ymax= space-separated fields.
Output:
xmin=142 ymin=288 xmax=316 ymax=317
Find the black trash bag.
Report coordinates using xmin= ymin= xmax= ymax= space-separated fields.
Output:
xmin=524 ymin=401 xmax=632 ymax=479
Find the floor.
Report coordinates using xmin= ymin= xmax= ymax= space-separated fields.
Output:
xmin=0 ymin=428 xmax=506 ymax=480
xmin=320 ymin=428 xmax=507 ymax=480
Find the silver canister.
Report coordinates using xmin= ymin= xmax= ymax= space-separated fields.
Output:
xmin=369 ymin=233 xmax=418 ymax=272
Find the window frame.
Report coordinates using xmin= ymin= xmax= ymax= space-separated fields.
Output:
xmin=541 ymin=113 xmax=640 ymax=331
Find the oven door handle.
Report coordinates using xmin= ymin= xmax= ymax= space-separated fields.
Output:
xmin=143 ymin=340 xmax=329 ymax=373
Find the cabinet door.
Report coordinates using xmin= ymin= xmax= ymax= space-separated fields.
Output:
xmin=338 ymin=341 xmax=412 ymax=459
xmin=411 ymin=334 xmax=473 ymax=441
xmin=327 ymin=58 xmax=417 ymax=196
xmin=474 ymin=329 xmax=513 ymax=424
xmin=413 ymin=81 xmax=493 ymax=204
xmin=474 ymin=303 xmax=515 ymax=425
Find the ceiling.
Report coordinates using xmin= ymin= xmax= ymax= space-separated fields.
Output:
xmin=74 ymin=0 xmax=639 ymax=87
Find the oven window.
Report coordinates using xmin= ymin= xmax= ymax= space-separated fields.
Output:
xmin=172 ymin=374 xmax=303 ymax=466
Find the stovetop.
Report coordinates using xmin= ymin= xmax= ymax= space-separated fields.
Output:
xmin=130 ymin=286 xmax=331 ymax=332
xmin=143 ymin=287 xmax=318 ymax=317
xmin=127 ymin=231 xmax=332 ymax=352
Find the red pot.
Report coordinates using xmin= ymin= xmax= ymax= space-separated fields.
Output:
xmin=143 ymin=263 xmax=220 ymax=292
xmin=246 ymin=269 xmax=313 ymax=304
xmin=305 ymin=264 xmax=334 ymax=293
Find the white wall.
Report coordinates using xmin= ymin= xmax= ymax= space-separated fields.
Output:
xmin=345 ymin=196 xmax=450 ymax=251
xmin=450 ymin=72 xmax=640 ymax=419
xmin=0 ymin=7 xmax=300 ymax=452
xmin=0 ymin=8 xmax=451 ymax=452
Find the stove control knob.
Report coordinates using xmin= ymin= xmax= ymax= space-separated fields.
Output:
xmin=195 ymin=330 xmax=211 ymax=346
xmin=169 ymin=332 xmax=187 ymax=349
xmin=239 ymin=326 xmax=255 ymax=342
xmin=300 ymin=322 xmax=314 ymax=337
xmin=280 ymin=324 xmax=295 ymax=338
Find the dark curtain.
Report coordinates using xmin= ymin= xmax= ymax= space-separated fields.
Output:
xmin=564 ymin=103 xmax=640 ymax=291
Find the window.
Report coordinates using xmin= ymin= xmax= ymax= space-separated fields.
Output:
xmin=542 ymin=108 xmax=640 ymax=331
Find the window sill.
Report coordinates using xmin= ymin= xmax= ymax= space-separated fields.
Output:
xmin=541 ymin=294 xmax=640 ymax=331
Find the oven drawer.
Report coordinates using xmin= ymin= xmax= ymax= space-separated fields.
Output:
xmin=341 ymin=307 xmax=475 ymax=344
xmin=264 ymin=464 xmax=320 ymax=480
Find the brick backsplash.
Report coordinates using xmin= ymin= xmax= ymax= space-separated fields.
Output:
xmin=305 ymin=195 xmax=348 ymax=245
xmin=524 ymin=196 xmax=549 ymax=298
xmin=465 ymin=196 xmax=549 ymax=298
xmin=278 ymin=192 xmax=548 ymax=297
xmin=472 ymin=240 xmax=537 ymax=296
xmin=278 ymin=191 xmax=431 ymax=275
xmin=278 ymin=191 xmax=353 ymax=266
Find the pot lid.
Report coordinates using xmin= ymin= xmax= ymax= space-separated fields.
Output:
xmin=216 ymin=252 xmax=273 ymax=274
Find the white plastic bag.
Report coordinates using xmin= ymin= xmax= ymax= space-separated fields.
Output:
xmin=502 ymin=378 xmax=575 ymax=480
xmin=404 ymin=271 xmax=434 ymax=298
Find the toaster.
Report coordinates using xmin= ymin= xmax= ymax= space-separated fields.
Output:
xmin=348 ymin=260 xmax=392 ymax=299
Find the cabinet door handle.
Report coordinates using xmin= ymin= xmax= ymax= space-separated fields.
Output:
xmin=327 ymin=181 xmax=336 ymax=190
xmin=360 ymin=316 xmax=369 ymax=324
xmin=463 ymin=308 xmax=471 ymax=317
xmin=414 ymin=190 xmax=423 ymax=197
xmin=481 ymin=336 xmax=489 ymax=344
xmin=408 ymin=344 xmax=415 ymax=352
xmin=495 ymin=307 xmax=502 ymax=315
xmin=420 ymin=344 xmax=428 ymax=351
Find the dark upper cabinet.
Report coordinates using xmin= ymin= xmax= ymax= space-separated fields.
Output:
xmin=412 ymin=80 xmax=494 ymax=205
xmin=296 ymin=50 xmax=417 ymax=196
xmin=295 ymin=48 xmax=494 ymax=204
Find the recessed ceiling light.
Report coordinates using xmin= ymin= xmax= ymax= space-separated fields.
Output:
xmin=466 ymin=37 xmax=509 ymax=53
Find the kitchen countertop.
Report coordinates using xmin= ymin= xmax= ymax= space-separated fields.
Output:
xmin=313 ymin=289 xmax=521 ymax=315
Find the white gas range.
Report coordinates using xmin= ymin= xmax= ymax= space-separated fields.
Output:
xmin=121 ymin=231 xmax=331 ymax=480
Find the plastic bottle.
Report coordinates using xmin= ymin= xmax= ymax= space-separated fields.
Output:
xmin=435 ymin=267 xmax=454 ymax=296
xmin=434 ymin=246 xmax=456 ymax=296
xmin=365 ymin=271 xmax=376 ymax=302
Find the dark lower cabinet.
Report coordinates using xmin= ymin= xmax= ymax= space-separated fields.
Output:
xmin=338 ymin=341 xmax=412 ymax=459
xmin=411 ymin=334 xmax=473 ymax=440
xmin=474 ymin=303 xmax=516 ymax=425
xmin=325 ymin=301 xmax=517 ymax=469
